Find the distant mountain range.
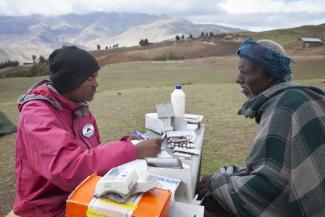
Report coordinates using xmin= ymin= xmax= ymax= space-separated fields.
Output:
xmin=0 ymin=12 xmax=242 ymax=63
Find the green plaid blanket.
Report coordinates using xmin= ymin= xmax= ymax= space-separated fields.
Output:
xmin=208 ymin=82 xmax=325 ymax=217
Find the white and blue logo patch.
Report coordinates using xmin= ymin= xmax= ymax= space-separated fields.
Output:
xmin=82 ymin=124 xmax=94 ymax=138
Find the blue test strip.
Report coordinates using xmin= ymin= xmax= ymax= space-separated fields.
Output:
xmin=133 ymin=131 xmax=150 ymax=140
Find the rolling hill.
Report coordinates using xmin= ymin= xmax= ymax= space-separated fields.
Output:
xmin=0 ymin=12 xmax=241 ymax=63
xmin=238 ymin=23 xmax=325 ymax=45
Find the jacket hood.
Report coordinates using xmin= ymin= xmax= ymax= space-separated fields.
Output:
xmin=238 ymin=81 xmax=324 ymax=123
xmin=17 ymin=80 xmax=89 ymax=116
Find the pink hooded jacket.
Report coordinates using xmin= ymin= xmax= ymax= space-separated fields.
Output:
xmin=13 ymin=81 xmax=137 ymax=217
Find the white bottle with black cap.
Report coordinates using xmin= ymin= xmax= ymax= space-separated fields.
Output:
xmin=171 ymin=84 xmax=185 ymax=117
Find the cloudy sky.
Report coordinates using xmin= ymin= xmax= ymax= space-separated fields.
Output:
xmin=1 ymin=0 xmax=325 ymax=31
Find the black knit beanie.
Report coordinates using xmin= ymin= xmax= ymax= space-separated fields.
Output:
xmin=49 ymin=46 xmax=100 ymax=93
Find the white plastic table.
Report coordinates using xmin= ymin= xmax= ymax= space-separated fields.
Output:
xmin=146 ymin=124 xmax=205 ymax=203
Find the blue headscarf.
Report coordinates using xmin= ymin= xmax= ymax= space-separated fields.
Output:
xmin=237 ymin=38 xmax=293 ymax=81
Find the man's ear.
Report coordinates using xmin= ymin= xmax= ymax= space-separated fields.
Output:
xmin=265 ymin=73 xmax=276 ymax=84
xmin=260 ymin=69 xmax=276 ymax=84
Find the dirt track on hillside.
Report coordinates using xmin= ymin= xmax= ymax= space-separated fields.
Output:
xmin=92 ymin=39 xmax=242 ymax=67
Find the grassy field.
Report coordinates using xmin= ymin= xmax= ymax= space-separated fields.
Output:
xmin=0 ymin=55 xmax=324 ymax=216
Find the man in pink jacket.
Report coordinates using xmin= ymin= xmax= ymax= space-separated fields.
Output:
xmin=13 ymin=46 xmax=162 ymax=217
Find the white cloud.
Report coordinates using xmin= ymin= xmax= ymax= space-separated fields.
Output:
xmin=219 ymin=0 xmax=325 ymax=14
xmin=0 ymin=0 xmax=324 ymax=31
xmin=0 ymin=0 xmax=218 ymax=16
xmin=188 ymin=12 xmax=325 ymax=31
xmin=0 ymin=0 xmax=73 ymax=16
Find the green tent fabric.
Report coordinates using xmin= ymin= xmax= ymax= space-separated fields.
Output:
xmin=0 ymin=111 xmax=17 ymax=136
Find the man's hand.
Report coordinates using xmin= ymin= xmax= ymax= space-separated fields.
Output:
xmin=134 ymin=138 xmax=162 ymax=158
xmin=202 ymin=193 xmax=227 ymax=214
xmin=197 ymin=174 xmax=230 ymax=215
xmin=197 ymin=174 xmax=213 ymax=199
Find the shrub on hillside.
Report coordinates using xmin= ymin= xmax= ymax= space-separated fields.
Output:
xmin=0 ymin=63 xmax=49 ymax=78
xmin=139 ymin=38 xmax=150 ymax=46
xmin=0 ymin=60 xmax=19 ymax=69
xmin=153 ymin=52 xmax=185 ymax=61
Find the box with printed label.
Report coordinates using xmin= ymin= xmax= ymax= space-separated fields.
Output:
xmin=66 ymin=174 xmax=171 ymax=217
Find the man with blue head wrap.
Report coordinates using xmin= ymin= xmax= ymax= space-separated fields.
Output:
xmin=198 ymin=39 xmax=325 ymax=217
xmin=238 ymin=39 xmax=293 ymax=80
xmin=236 ymin=38 xmax=294 ymax=99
